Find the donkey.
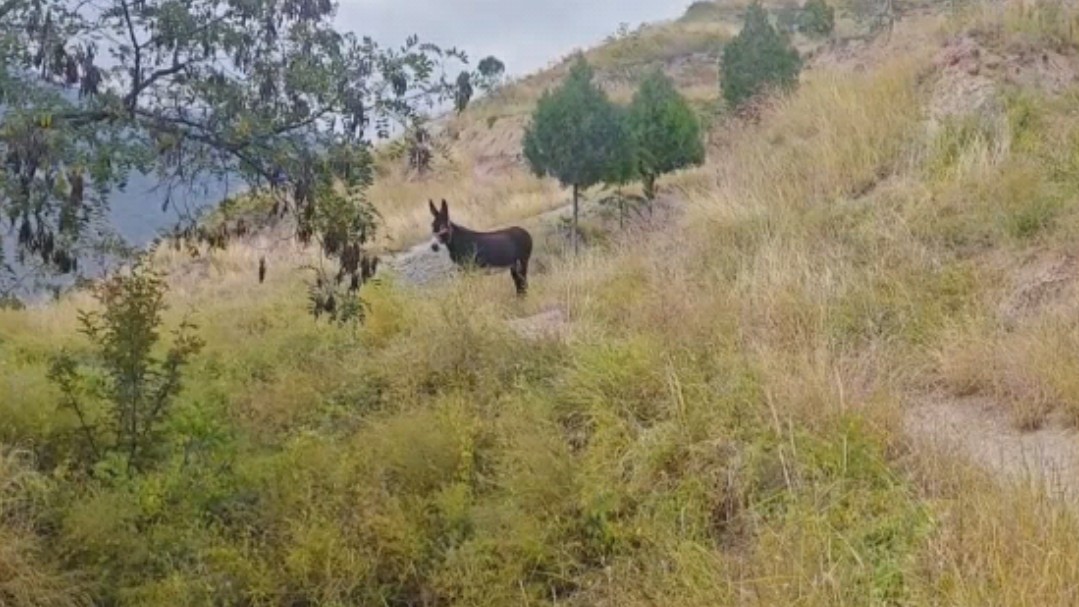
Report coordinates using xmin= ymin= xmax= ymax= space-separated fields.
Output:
xmin=429 ymin=199 xmax=533 ymax=296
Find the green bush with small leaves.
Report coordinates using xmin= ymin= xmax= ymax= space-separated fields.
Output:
xmin=48 ymin=263 xmax=203 ymax=475
xmin=800 ymin=0 xmax=836 ymax=37
xmin=720 ymin=2 xmax=803 ymax=109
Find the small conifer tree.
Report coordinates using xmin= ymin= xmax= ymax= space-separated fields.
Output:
xmin=523 ymin=56 xmax=633 ymax=254
xmin=627 ymin=70 xmax=705 ymax=206
xmin=800 ymin=0 xmax=836 ymax=37
xmin=720 ymin=1 xmax=803 ymax=109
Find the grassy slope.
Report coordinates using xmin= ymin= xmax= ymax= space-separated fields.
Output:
xmin=8 ymin=1 xmax=1079 ymax=605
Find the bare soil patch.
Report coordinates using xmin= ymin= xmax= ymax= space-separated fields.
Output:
xmin=905 ymin=394 xmax=1079 ymax=502
xmin=507 ymin=306 xmax=572 ymax=341
xmin=997 ymin=249 xmax=1079 ymax=327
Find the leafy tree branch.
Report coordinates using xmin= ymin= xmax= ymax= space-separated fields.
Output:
xmin=0 ymin=0 xmax=497 ymax=295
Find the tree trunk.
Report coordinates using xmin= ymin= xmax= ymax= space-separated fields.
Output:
xmin=644 ymin=173 xmax=656 ymax=216
xmin=572 ymin=183 xmax=580 ymax=256
xmin=617 ymin=185 xmax=625 ymax=230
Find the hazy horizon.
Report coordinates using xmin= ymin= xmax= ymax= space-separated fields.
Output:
xmin=335 ymin=0 xmax=688 ymax=78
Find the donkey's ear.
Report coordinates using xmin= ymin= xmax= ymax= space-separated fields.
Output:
xmin=440 ymin=199 xmax=449 ymax=218
xmin=428 ymin=199 xmax=438 ymax=217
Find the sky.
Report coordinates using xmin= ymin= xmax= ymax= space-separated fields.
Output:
xmin=335 ymin=0 xmax=689 ymax=78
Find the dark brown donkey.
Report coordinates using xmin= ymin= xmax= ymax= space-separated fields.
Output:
xmin=429 ymin=199 xmax=533 ymax=295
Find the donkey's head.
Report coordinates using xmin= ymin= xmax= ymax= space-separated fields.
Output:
xmin=428 ymin=198 xmax=452 ymax=252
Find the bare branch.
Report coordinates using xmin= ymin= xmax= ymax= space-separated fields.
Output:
xmin=119 ymin=0 xmax=143 ymax=111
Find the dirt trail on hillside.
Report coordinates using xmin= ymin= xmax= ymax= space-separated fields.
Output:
xmin=904 ymin=396 xmax=1079 ymax=502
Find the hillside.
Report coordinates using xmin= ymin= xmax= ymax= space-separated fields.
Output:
xmin=9 ymin=0 xmax=1079 ymax=605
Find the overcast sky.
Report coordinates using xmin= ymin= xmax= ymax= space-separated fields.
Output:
xmin=335 ymin=0 xmax=687 ymax=78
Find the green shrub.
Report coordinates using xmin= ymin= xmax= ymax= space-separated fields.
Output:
xmin=680 ymin=1 xmax=725 ymax=22
xmin=720 ymin=1 xmax=803 ymax=109
xmin=47 ymin=263 xmax=204 ymax=475
xmin=799 ymin=0 xmax=836 ymax=37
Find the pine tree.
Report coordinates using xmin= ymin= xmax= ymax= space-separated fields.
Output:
xmin=628 ymin=70 xmax=705 ymax=207
xmin=602 ymin=105 xmax=640 ymax=227
xmin=720 ymin=2 xmax=803 ymax=109
xmin=523 ymin=56 xmax=633 ymax=254
xmin=800 ymin=0 xmax=836 ymax=37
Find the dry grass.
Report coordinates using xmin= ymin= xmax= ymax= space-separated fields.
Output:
xmin=369 ymin=163 xmax=565 ymax=251
xmin=0 ymin=449 xmax=89 ymax=607
xmin=959 ymin=0 xmax=1079 ymax=50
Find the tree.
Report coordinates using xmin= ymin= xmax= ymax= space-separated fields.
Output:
xmin=601 ymin=105 xmax=639 ymax=228
xmin=627 ymin=70 xmax=705 ymax=207
xmin=48 ymin=261 xmax=203 ymax=474
xmin=477 ymin=56 xmax=506 ymax=91
xmin=720 ymin=1 xmax=803 ymax=110
xmin=0 ymin=0 xmax=489 ymax=295
xmin=799 ymin=0 xmax=836 ymax=37
xmin=522 ymin=55 xmax=632 ymax=255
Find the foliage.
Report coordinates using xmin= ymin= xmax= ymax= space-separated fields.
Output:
xmin=47 ymin=262 xmax=203 ymax=474
xmin=476 ymin=55 xmax=506 ymax=91
xmin=598 ymin=105 xmax=639 ymax=227
xmin=776 ymin=1 xmax=803 ymax=34
xmin=523 ymin=55 xmax=633 ymax=252
xmin=382 ymin=118 xmax=452 ymax=175
xmin=305 ymin=256 xmax=380 ymax=325
xmin=800 ymin=0 xmax=836 ymax=37
xmin=841 ymin=0 xmax=897 ymax=34
xmin=680 ymin=1 xmax=725 ymax=23
xmin=0 ymin=0 xmax=493 ymax=292
xmin=720 ymin=1 xmax=803 ymax=109
xmin=627 ymin=69 xmax=705 ymax=201
xmin=602 ymin=105 xmax=639 ymax=189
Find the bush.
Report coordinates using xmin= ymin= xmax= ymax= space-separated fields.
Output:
xmin=680 ymin=1 xmax=725 ymax=22
xmin=720 ymin=1 xmax=803 ymax=109
xmin=48 ymin=262 xmax=204 ymax=475
xmin=799 ymin=0 xmax=836 ymax=37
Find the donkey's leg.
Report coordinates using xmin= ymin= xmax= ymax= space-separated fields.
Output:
xmin=511 ymin=259 xmax=528 ymax=296
xmin=510 ymin=267 xmax=525 ymax=296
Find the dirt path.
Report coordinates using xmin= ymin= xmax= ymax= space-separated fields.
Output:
xmin=904 ymin=395 xmax=1079 ymax=502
